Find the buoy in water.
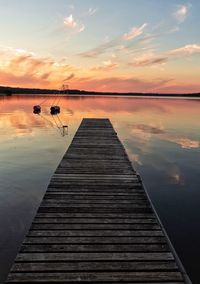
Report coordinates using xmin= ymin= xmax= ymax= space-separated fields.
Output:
xmin=50 ymin=106 xmax=60 ymax=115
xmin=33 ymin=105 xmax=41 ymax=114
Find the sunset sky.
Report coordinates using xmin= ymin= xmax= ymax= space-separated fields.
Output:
xmin=0 ymin=0 xmax=200 ymax=93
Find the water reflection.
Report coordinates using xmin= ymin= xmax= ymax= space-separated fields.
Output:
xmin=0 ymin=95 xmax=200 ymax=283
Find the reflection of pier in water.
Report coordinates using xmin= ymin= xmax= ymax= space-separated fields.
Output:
xmin=6 ymin=118 xmax=192 ymax=284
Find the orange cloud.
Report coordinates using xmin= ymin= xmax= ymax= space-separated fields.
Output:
xmin=0 ymin=47 xmax=76 ymax=88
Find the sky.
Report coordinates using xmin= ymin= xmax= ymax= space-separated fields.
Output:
xmin=0 ymin=0 xmax=200 ymax=93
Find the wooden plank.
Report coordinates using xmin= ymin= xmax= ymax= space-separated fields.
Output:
xmin=35 ymin=212 xmax=156 ymax=218
xmin=40 ymin=199 xmax=150 ymax=205
xmin=43 ymin=193 xmax=146 ymax=199
xmin=15 ymin=252 xmax=174 ymax=262
xmin=6 ymin=118 xmax=191 ymax=284
xmin=33 ymin=217 xmax=158 ymax=223
xmin=27 ymin=230 xmax=164 ymax=237
xmin=24 ymin=236 xmax=167 ymax=244
xmin=30 ymin=223 xmax=161 ymax=230
xmin=11 ymin=261 xmax=178 ymax=272
xmin=20 ymin=243 xmax=169 ymax=253
xmin=7 ymin=271 xmax=183 ymax=282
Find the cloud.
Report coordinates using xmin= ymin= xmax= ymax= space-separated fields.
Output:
xmin=155 ymin=83 xmax=200 ymax=94
xmin=79 ymin=39 xmax=119 ymax=57
xmin=91 ymin=60 xmax=119 ymax=71
xmin=129 ymin=43 xmax=200 ymax=69
xmin=123 ymin=23 xmax=147 ymax=41
xmin=130 ymin=53 xmax=167 ymax=67
xmin=64 ymin=14 xmax=85 ymax=33
xmin=64 ymin=14 xmax=77 ymax=28
xmin=167 ymin=137 xmax=199 ymax=149
xmin=87 ymin=8 xmax=97 ymax=16
xmin=128 ymin=153 xmax=143 ymax=165
xmin=0 ymin=46 xmax=76 ymax=88
xmin=78 ymin=24 xmax=85 ymax=33
xmin=132 ymin=124 xmax=165 ymax=134
xmin=168 ymin=44 xmax=200 ymax=56
xmin=79 ymin=23 xmax=147 ymax=57
xmin=72 ymin=76 xmax=172 ymax=93
xmin=63 ymin=73 xmax=75 ymax=81
xmin=173 ymin=4 xmax=190 ymax=23
xmin=131 ymin=123 xmax=199 ymax=149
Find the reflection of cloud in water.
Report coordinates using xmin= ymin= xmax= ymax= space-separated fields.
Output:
xmin=128 ymin=152 xmax=143 ymax=166
xmin=131 ymin=123 xmax=199 ymax=149
xmin=65 ymin=108 xmax=74 ymax=116
xmin=168 ymin=165 xmax=184 ymax=185
xmin=131 ymin=124 xmax=165 ymax=134
xmin=0 ymin=110 xmax=52 ymax=137
xmin=166 ymin=137 xmax=199 ymax=149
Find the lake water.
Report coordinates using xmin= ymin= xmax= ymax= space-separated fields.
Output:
xmin=0 ymin=95 xmax=200 ymax=283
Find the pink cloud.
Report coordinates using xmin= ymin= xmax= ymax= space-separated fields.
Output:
xmin=71 ymin=76 xmax=172 ymax=93
xmin=0 ymin=47 xmax=76 ymax=88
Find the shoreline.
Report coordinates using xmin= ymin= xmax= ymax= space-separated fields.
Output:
xmin=0 ymin=86 xmax=200 ymax=98
xmin=1 ymin=93 xmax=200 ymax=99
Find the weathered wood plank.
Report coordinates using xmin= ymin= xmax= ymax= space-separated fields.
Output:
xmin=20 ymin=243 xmax=169 ymax=252
xmin=40 ymin=199 xmax=150 ymax=205
xmin=27 ymin=230 xmax=164 ymax=237
xmin=35 ymin=212 xmax=155 ymax=218
xmin=11 ymin=261 xmax=178 ymax=272
xmin=7 ymin=271 xmax=183 ymax=282
xmin=24 ymin=236 xmax=167 ymax=244
xmin=15 ymin=252 xmax=174 ymax=262
xmin=33 ymin=217 xmax=158 ymax=223
xmin=30 ymin=223 xmax=161 ymax=230
xmin=43 ymin=193 xmax=146 ymax=199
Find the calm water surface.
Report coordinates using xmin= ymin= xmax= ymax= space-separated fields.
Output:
xmin=0 ymin=95 xmax=200 ymax=283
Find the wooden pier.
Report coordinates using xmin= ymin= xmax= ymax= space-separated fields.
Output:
xmin=6 ymin=118 xmax=191 ymax=283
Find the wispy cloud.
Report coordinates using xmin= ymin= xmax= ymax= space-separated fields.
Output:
xmin=130 ymin=53 xmax=167 ymax=67
xmin=168 ymin=44 xmax=200 ymax=56
xmin=63 ymin=73 xmax=75 ymax=81
xmin=64 ymin=14 xmax=77 ymax=28
xmin=64 ymin=14 xmax=85 ymax=33
xmin=79 ymin=23 xmax=147 ymax=57
xmin=132 ymin=124 xmax=165 ymax=134
xmin=129 ymin=42 xmax=200 ymax=69
xmin=79 ymin=38 xmax=119 ymax=57
xmin=87 ymin=7 xmax=97 ymax=16
xmin=90 ymin=60 xmax=119 ymax=71
xmin=72 ymin=76 xmax=172 ymax=93
xmin=123 ymin=23 xmax=147 ymax=41
xmin=173 ymin=4 xmax=190 ymax=23
xmin=78 ymin=24 xmax=85 ymax=33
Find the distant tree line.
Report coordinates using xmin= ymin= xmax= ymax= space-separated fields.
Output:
xmin=0 ymin=85 xmax=200 ymax=97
